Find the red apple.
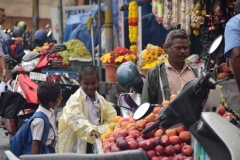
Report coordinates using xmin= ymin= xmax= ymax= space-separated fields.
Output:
xmin=175 ymin=125 xmax=185 ymax=134
xmin=179 ymin=131 xmax=191 ymax=142
xmin=182 ymin=145 xmax=193 ymax=156
xmin=143 ymin=130 xmax=155 ymax=139
xmin=125 ymin=135 xmax=135 ymax=142
xmin=161 ymin=157 xmax=170 ymax=160
xmin=174 ymin=144 xmax=182 ymax=154
xmin=152 ymin=157 xmax=160 ymax=160
xmin=117 ymin=140 xmax=129 ymax=150
xmin=159 ymin=135 xmax=170 ymax=147
xmin=152 ymin=137 xmax=160 ymax=146
xmin=139 ymin=139 xmax=154 ymax=151
xmin=136 ymin=136 xmax=145 ymax=142
xmin=169 ymin=136 xmax=180 ymax=145
xmin=128 ymin=140 xmax=139 ymax=149
xmin=147 ymin=150 xmax=156 ymax=158
xmin=217 ymin=104 xmax=226 ymax=116
xmin=164 ymin=145 xmax=175 ymax=156
xmin=129 ymin=130 xmax=141 ymax=138
xmin=154 ymin=145 xmax=164 ymax=156
xmin=117 ymin=129 xmax=128 ymax=138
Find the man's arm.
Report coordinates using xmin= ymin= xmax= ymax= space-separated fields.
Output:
xmin=0 ymin=56 xmax=6 ymax=71
xmin=230 ymin=47 xmax=240 ymax=93
xmin=31 ymin=140 xmax=41 ymax=154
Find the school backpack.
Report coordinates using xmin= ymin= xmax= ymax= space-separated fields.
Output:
xmin=9 ymin=111 xmax=50 ymax=158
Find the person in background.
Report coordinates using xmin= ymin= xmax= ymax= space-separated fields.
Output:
xmin=58 ymin=65 xmax=116 ymax=153
xmin=224 ymin=0 xmax=240 ymax=94
xmin=33 ymin=29 xmax=47 ymax=48
xmin=94 ymin=9 xmax=119 ymax=81
xmin=18 ymin=21 xmax=33 ymax=50
xmin=0 ymin=7 xmax=8 ymax=82
xmin=31 ymin=82 xmax=62 ymax=154
xmin=141 ymin=29 xmax=200 ymax=104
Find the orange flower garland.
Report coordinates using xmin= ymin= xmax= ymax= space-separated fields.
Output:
xmin=128 ymin=1 xmax=138 ymax=52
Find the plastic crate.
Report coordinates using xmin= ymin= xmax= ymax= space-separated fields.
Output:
xmin=70 ymin=60 xmax=92 ymax=67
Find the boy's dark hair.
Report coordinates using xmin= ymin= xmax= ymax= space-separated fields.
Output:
xmin=0 ymin=8 xmax=4 ymax=11
xmin=37 ymin=82 xmax=61 ymax=107
xmin=78 ymin=65 xmax=99 ymax=80
xmin=94 ymin=10 xmax=105 ymax=19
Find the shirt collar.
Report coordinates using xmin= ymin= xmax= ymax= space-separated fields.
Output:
xmin=37 ymin=105 xmax=52 ymax=118
xmin=80 ymin=87 xmax=99 ymax=102
xmin=165 ymin=60 xmax=191 ymax=70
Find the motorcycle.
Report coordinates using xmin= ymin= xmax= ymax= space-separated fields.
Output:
xmin=132 ymin=35 xmax=240 ymax=160
xmin=116 ymin=61 xmax=144 ymax=118
xmin=0 ymin=43 xmax=66 ymax=140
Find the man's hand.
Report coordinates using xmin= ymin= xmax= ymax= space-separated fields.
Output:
xmin=90 ymin=130 xmax=100 ymax=138
xmin=2 ymin=71 xmax=7 ymax=82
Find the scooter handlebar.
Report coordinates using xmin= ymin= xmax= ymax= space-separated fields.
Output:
xmin=199 ymin=72 xmax=211 ymax=87
xmin=142 ymin=120 xmax=160 ymax=135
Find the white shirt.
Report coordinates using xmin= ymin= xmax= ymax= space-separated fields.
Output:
xmin=80 ymin=88 xmax=101 ymax=126
xmin=95 ymin=24 xmax=119 ymax=57
xmin=30 ymin=106 xmax=58 ymax=146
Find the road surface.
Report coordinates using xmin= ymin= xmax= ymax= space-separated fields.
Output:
xmin=0 ymin=128 xmax=9 ymax=160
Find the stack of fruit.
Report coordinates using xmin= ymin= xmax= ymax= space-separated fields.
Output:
xmin=101 ymin=95 xmax=194 ymax=160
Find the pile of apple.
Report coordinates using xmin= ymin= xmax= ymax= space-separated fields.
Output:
xmin=102 ymin=105 xmax=194 ymax=160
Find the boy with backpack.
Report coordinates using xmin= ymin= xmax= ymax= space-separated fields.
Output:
xmin=9 ymin=81 xmax=62 ymax=157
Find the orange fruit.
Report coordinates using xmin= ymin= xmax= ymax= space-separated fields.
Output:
xmin=170 ymin=94 xmax=177 ymax=101
xmin=162 ymin=100 xmax=170 ymax=106
xmin=113 ymin=116 xmax=123 ymax=123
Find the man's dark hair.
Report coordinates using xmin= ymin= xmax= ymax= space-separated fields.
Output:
xmin=94 ymin=10 xmax=105 ymax=19
xmin=37 ymin=82 xmax=61 ymax=107
xmin=0 ymin=8 xmax=4 ymax=11
xmin=78 ymin=65 xmax=99 ymax=80
xmin=164 ymin=29 xmax=189 ymax=49
xmin=234 ymin=1 xmax=240 ymax=15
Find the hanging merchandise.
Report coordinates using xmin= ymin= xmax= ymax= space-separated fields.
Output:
xmin=185 ymin=0 xmax=193 ymax=35
xmin=163 ymin=0 xmax=172 ymax=30
xmin=128 ymin=1 xmax=138 ymax=52
xmin=170 ymin=0 xmax=178 ymax=28
xmin=152 ymin=0 xmax=164 ymax=23
xmin=191 ymin=1 xmax=205 ymax=36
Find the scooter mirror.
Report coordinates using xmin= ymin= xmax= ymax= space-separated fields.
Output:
xmin=133 ymin=102 xmax=154 ymax=120
xmin=208 ymin=35 xmax=223 ymax=56
xmin=22 ymin=52 xmax=41 ymax=62
xmin=47 ymin=30 xmax=52 ymax=37
xmin=51 ymin=44 xmax=66 ymax=53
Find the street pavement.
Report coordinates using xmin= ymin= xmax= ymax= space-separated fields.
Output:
xmin=0 ymin=128 xmax=9 ymax=160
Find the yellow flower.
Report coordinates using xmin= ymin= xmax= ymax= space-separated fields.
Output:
xmin=100 ymin=53 xmax=111 ymax=64
xmin=114 ymin=56 xmax=124 ymax=63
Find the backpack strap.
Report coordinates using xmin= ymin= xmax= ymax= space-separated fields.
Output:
xmin=30 ymin=112 xmax=51 ymax=146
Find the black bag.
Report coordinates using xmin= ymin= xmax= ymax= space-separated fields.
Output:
xmin=0 ymin=91 xmax=27 ymax=118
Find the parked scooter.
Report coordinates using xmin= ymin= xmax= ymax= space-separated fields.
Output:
xmin=116 ymin=61 xmax=144 ymax=117
xmin=133 ymin=35 xmax=240 ymax=160
xmin=0 ymin=43 xmax=66 ymax=140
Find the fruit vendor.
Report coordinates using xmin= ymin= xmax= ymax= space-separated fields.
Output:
xmin=224 ymin=1 xmax=240 ymax=95
xmin=141 ymin=29 xmax=200 ymax=104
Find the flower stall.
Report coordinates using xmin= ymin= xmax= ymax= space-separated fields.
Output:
xmin=100 ymin=46 xmax=138 ymax=82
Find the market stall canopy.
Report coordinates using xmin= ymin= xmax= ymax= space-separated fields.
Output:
xmin=0 ymin=0 xmax=75 ymax=19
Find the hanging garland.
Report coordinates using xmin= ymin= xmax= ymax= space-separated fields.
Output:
xmin=163 ymin=0 xmax=172 ymax=30
xmin=152 ymin=0 xmax=163 ymax=23
xmin=128 ymin=1 xmax=138 ymax=53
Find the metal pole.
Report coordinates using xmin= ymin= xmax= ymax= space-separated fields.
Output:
xmin=32 ymin=0 xmax=39 ymax=34
xmin=90 ymin=0 xmax=96 ymax=66
xmin=98 ymin=0 xmax=102 ymax=80
xmin=58 ymin=0 xmax=64 ymax=44
xmin=104 ymin=0 xmax=113 ymax=53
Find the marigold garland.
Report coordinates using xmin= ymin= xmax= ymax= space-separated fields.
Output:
xmin=128 ymin=1 xmax=138 ymax=52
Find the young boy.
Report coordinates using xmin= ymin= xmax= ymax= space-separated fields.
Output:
xmin=58 ymin=65 xmax=117 ymax=153
xmin=31 ymin=81 xmax=62 ymax=154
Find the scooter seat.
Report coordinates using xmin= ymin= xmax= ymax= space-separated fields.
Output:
xmin=19 ymin=150 xmax=151 ymax=160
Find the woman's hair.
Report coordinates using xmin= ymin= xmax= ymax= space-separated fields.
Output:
xmin=164 ymin=29 xmax=189 ymax=49
xmin=78 ymin=65 xmax=99 ymax=80
xmin=37 ymin=82 xmax=61 ymax=107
